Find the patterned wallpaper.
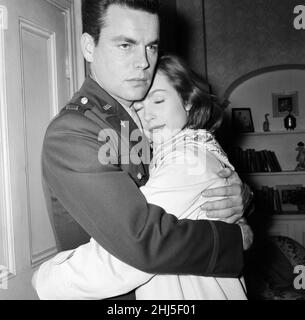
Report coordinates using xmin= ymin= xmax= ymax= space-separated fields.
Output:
xmin=204 ymin=0 xmax=305 ymax=99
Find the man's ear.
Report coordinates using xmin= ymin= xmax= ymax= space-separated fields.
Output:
xmin=80 ymin=33 xmax=95 ymax=63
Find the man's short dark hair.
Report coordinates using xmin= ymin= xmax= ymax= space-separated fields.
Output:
xmin=82 ymin=0 xmax=160 ymax=45
xmin=157 ymin=55 xmax=224 ymax=132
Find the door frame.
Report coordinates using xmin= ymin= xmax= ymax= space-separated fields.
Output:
xmin=0 ymin=4 xmax=15 ymax=287
xmin=46 ymin=0 xmax=85 ymax=95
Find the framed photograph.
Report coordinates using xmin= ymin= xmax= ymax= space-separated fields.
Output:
xmin=232 ymin=108 xmax=254 ymax=133
xmin=276 ymin=184 xmax=302 ymax=212
xmin=272 ymin=91 xmax=299 ymax=117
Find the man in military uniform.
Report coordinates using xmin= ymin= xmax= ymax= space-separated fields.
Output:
xmin=35 ymin=0 xmax=253 ymax=299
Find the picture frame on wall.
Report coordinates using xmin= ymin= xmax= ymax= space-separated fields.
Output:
xmin=232 ymin=108 xmax=255 ymax=133
xmin=272 ymin=91 xmax=299 ymax=117
xmin=276 ymin=184 xmax=303 ymax=212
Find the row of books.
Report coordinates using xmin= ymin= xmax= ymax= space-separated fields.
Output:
xmin=254 ymin=186 xmax=305 ymax=215
xmin=254 ymin=186 xmax=282 ymax=214
xmin=230 ymin=147 xmax=282 ymax=173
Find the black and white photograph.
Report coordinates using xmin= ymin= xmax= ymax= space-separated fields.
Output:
xmin=0 ymin=0 xmax=305 ymax=305
xmin=276 ymin=184 xmax=303 ymax=212
xmin=272 ymin=91 xmax=299 ymax=117
xmin=232 ymin=108 xmax=255 ymax=133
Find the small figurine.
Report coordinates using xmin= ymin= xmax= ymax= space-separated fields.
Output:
xmin=295 ymin=141 xmax=305 ymax=171
xmin=263 ymin=113 xmax=270 ymax=132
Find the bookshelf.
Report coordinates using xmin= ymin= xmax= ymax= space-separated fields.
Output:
xmin=246 ymin=171 xmax=305 ymax=177
xmin=228 ymin=129 xmax=305 ymax=246
xmin=220 ymin=68 xmax=305 ymax=245
xmin=239 ymin=129 xmax=305 ymax=137
xmin=241 ymin=171 xmax=305 ymax=189
xmin=232 ymin=130 xmax=305 ymax=172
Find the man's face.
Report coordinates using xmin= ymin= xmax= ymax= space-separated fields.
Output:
xmin=90 ymin=5 xmax=159 ymax=107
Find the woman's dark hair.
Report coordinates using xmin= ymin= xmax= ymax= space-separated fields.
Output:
xmin=156 ymin=55 xmax=224 ymax=132
xmin=82 ymin=0 xmax=160 ymax=45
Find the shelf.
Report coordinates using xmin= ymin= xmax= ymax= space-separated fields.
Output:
xmin=271 ymin=213 xmax=305 ymax=220
xmin=242 ymin=171 xmax=305 ymax=177
xmin=239 ymin=130 xmax=305 ymax=136
xmin=256 ymin=211 xmax=305 ymax=219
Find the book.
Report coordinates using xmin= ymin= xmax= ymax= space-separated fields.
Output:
xmin=245 ymin=149 xmax=252 ymax=172
xmin=267 ymin=187 xmax=275 ymax=214
xmin=230 ymin=147 xmax=282 ymax=173
xmin=261 ymin=150 xmax=272 ymax=172
xmin=250 ymin=149 xmax=258 ymax=172
xmin=267 ymin=151 xmax=278 ymax=172
xmin=274 ymin=189 xmax=282 ymax=213
xmin=254 ymin=151 xmax=263 ymax=172
xmin=257 ymin=151 xmax=269 ymax=172
xmin=270 ymin=151 xmax=282 ymax=172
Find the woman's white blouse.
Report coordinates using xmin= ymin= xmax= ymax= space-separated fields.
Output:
xmin=136 ymin=129 xmax=246 ymax=300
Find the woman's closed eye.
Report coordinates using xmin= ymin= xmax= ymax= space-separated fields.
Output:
xmin=154 ymin=98 xmax=165 ymax=104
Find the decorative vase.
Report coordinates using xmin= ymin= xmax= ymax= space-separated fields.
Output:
xmin=284 ymin=112 xmax=296 ymax=130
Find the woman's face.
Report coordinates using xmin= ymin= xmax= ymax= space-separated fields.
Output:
xmin=137 ymin=71 xmax=187 ymax=144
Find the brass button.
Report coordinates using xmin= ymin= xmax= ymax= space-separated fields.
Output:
xmin=137 ymin=173 xmax=143 ymax=180
xmin=81 ymin=97 xmax=88 ymax=105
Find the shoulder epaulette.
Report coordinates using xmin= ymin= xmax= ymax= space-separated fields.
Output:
xmin=62 ymin=96 xmax=94 ymax=114
xmin=61 ymin=94 xmax=116 ymax=131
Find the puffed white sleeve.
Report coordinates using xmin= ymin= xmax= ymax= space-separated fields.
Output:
xmin=35 ymin=238 xmax=153 ymax=300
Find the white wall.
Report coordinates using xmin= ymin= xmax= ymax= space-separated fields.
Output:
xmin=227 ymin=69 xmax=305 ymax=132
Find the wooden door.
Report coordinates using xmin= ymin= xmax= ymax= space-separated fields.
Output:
xmin=0 ymin=0 xmax=78 ymax=299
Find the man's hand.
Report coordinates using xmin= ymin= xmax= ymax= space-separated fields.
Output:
xmin=200 ymin=168 xmax=253 ymax=224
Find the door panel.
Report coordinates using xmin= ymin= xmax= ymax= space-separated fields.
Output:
xmin=20 ymin=19 xmax=57 ymax=266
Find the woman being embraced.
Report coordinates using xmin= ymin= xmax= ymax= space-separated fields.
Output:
xmin=134 ymin=54 xmax=247 ymax=299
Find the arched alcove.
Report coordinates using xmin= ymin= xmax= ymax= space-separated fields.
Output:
xmin=224 ymin=66 xmax=305 ymax=133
